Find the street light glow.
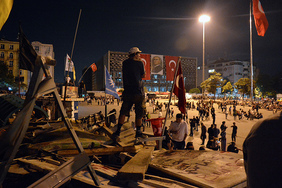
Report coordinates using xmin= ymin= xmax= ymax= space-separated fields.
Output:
xmin=199 ymin=15 xmax=210 ymax=23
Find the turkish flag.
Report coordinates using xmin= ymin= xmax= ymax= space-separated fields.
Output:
xmin=253 ymin=0 xmax=268 ymax=37
xmin=165 ymin=56 xmax=178 ymax=81
xmin=141 ymin=54 xmax=151 ymax=80
xmin=173 ymin=61 xmax=186 ymax=114
xmin=91 ymin=63 xmax=97 ymax=72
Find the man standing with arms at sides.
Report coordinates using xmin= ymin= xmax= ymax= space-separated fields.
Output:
xmin=168 ymin=113 xmax=188 ymax=150
xmin=113 ymin=47 xmax=146 ymax=139
xmin=231 ymin=122 xmax=237 ymax=142
xmin=200 ymin=122 xmax=207 ymax=145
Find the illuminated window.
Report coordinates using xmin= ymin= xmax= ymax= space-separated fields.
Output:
xmin=208 ymin=69 xmax=215 ymax=73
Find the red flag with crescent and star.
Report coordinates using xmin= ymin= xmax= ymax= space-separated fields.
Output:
xmin=253 ymin=0 xmax=268 ymax=37
xmin=165 ymin=56 xmax=178 ymax=81
xmin=91 ymin=63 xmax=97 ymax=72
xmin=141 ymin=54 xmax=151 ymax=80
xmin=173 ymin=61 xmax=186 ymax=114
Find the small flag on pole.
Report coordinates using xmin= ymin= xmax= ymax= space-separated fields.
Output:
xmin=253 ymin=0 xmax=268 ymax=37
xmin=65 ymin=54 xmax=74 ymax=72
xmin=19 ymin=26 xmax=37 ymax=72
xmin=105 ymin=67 xmax=120 ymax=99
xmin=91 ymin=63 xmax=97 ymax=72
xmin=173 ymin=60 xmax=186 ymax=114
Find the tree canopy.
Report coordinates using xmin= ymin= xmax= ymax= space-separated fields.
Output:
xmin=201 ymin=71 xmax=225 ymax=97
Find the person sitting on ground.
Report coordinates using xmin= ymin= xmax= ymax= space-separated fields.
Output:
xmin=227 ymin=142 xmax=239 ymax=153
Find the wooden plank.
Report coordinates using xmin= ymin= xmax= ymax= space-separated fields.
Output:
xmin=150 ymin=150 xmax=246 ymax=188
xmin=57 ymin=145 xmax=143 ymax=156
xmin=116 ymin=145 xmax=154 ymax=181
xmin=28 ymin=138 xmax=103 ymax=151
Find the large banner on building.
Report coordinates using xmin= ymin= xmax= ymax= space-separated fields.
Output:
xmin=151 ymin=54 xmax=163 ymax=75
xmin=141 ymin=54 xmax=151 ymax=80
xmin=165 ymin=56 xmax=179 ymax=81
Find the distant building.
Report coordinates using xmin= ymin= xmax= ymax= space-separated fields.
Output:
xmin=0 ymin=39 xmax=29 ymax=92
xmin=0 ymin=39 xmax=55 ymax=93
xmin=197 ymin=58 xmax=257 ymax=88
xmin=31 ymin=41 xmax=55 ymax=78
xmin=83 ymin=51 xmax=197 ymax=93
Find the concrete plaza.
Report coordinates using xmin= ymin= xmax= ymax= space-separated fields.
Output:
xmin=78 ymin=98 xmax=278 ymax=154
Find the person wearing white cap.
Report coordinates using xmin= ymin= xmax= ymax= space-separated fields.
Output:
xmin=113 ymin=47 xmax=146 ymax=139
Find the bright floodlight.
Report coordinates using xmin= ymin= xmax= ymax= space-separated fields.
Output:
xmin=199 ymin=15 xmax=210 ymax=23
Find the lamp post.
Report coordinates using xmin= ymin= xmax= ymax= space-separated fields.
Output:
xmin=199 ymin=15 xmax=210 ymax=97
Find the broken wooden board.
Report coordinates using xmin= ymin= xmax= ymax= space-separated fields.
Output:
xmin=15 ymin=158 xmax=116 ymax=187
xmin=116 ymin=145 xmax=154 ymax=181
xmin=57 ymin=144 xmax=143 ymax=156
xmin=32 ymin=126 xmax=109 ymax=143
xmin=150 ymin=150 xmax=246 ymax=188
xmin=100 ymin=125 xmax=132 ymax=147
xmin=28 ymin=138 xmax=103 ymax=151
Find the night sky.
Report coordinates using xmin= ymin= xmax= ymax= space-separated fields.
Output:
xmin=1 ymin=0 xmax=281 ymax=83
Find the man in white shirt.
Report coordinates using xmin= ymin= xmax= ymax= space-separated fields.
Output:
xmin=168 ymin=113 xmax=188 ymax=150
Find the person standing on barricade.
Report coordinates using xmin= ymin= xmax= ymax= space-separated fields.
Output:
xmin=113 ymin=47 xmax=146 ymax=139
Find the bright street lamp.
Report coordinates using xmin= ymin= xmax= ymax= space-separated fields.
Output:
xmin=199 ymin=15 xmax=210 ymax=97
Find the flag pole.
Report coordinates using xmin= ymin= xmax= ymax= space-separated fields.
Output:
xmin=250 ymin=0 xmax=254 ymax=101
xmin=162 ymin=57 xmax=181 ymax=135
xmin=78 ymin=63 xmax=93 ymax=84
xmin=104 ymin=66 xmax=108 ymax=126
xmin=63 ymin=9 xmax=82 ymax=105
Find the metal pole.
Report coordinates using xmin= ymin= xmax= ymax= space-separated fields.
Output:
xmin=78 ymin=63 xmax=93 ymax=84
xmin=250 ymin=0 xmax=253 ymax=101
xmin=202 ymin=22 xmax=205 ymax=97
xmin=63 ymin=9 xmax=82 ymax=105
xmin=162 ymin=57 xmax=181 ymax=135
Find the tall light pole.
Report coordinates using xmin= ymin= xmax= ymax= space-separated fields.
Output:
xmin=199 ymin=15 xmax=210 ymax=97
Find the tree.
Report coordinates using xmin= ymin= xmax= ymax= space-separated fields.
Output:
xmin=0 ymin=61 xmax=17 ymax=91
xmin=222 ymin=81 xmax=233 ymax=97
xmin=189 ymin=88 xmax=200 ymax=93
xmin=201 ymin=71 xmax=224 ymax=98
xmin=234 ymin=78 xmax=256 ymax=99
xmin=200 ymin=79 xmax=209 ymax=95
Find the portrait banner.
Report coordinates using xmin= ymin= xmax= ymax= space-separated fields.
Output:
xmin=151 ymin=54 xmax=163 ymax=75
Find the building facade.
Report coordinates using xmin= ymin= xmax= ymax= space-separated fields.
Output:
xmin=0 ymin=39 xmax=55 ymax=93
xmin=0 ymin=39 xmax=30 ymax=91
xmin=85 ymin=51 xmax=197 ymax=93
xmin=31 ymin=41 xmax=55 ymax=78
xmin=197 ymin=58 xmax=256 ymax=88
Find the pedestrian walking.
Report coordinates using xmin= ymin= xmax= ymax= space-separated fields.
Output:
xmin=212 ymin=112 xmax=216 ymax=124
xmin=200 ymin=122 xmax=207 ymax=145
xmin=220 ymin=128 xmax=227 ymax=151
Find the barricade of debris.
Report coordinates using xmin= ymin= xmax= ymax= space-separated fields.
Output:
xmin=1 ymin=110 xmax=246 ymax=188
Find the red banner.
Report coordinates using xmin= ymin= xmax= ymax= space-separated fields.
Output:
xmin=165 ymin=56 xmax=178 ymax=81
xmin=253 ymin=0 xmax=268 ymax=37
xmin=173 ymin=61 xmax=186 ymax=114
xmin=141 ymin=54 xmax=151 ymax=80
